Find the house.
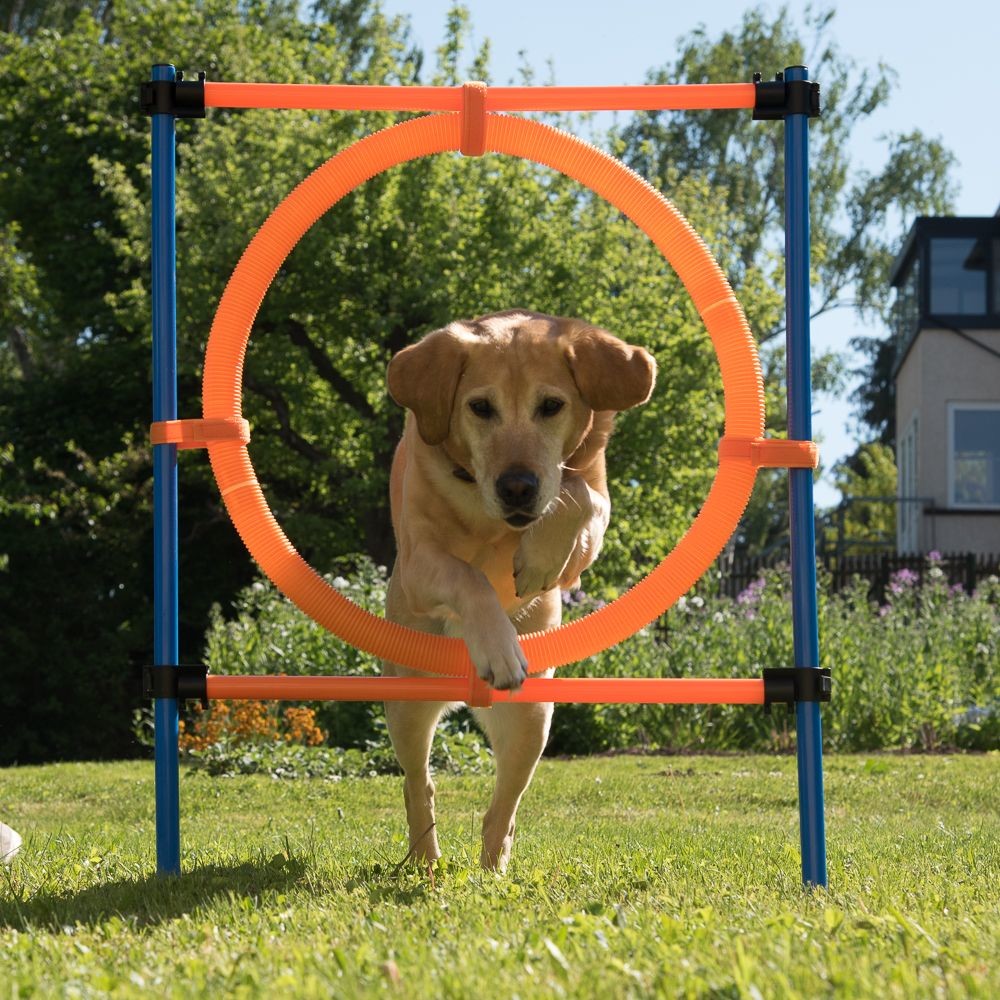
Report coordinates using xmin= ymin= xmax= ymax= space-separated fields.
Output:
xmin=890 ymin=209 xmax=1000 ymax=555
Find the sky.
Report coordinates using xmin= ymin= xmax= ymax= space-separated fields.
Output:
xmin=378 ymin=0 xmax=1000 ymax=506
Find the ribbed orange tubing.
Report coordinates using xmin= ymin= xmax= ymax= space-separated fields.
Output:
xmin=203 ymin=112 xmax=765 ymax=677
xmin=207 ymin=676 xmax=765 ymax=706
xmin=203 ymin=82 xmax=757 ymax=113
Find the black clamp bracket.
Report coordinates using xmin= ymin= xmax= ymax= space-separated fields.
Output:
xmin=752 ymin=71 xmax=821 ymax=120
xmin=762 ymin=667 xmax=831 ymax=712
xmin=139 ymin=70 xmax=207 ymax=118
xmin=141 ymin=663 xmax=209 ymax=709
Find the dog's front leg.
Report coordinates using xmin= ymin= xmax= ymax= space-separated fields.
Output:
xmin=513 ymin=476 xmax=610 ymax=597
xmin=400 ymin=544 xmax=529 ymax=691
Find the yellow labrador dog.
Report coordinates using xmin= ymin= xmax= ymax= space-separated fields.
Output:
xmin=383 ymin=310 xmax=656 ymax=871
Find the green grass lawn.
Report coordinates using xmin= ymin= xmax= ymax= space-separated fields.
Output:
xmin=2 ymin=753 xmax=998 ymax=997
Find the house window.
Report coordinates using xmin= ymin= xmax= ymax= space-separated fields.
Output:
xmin=893 ymin=256 xmax=921 ymax=342
xmin=993 ymin=239 xmax=1000 ymax=313
xmin=929 ymin=238 xmax=987 ymax=315
xmin=949 ymin=404 xmax=1000 ymax=508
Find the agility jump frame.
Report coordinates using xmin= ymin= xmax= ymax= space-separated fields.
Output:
xmin=144 ymin=64 xmax=828 ymax=886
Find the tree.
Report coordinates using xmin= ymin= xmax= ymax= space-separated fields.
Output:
xmin=823 ymin=442 xmax=898 ymax=556
xmin=0 ymin=0 xmax=426 ymax=761
xmin=1 ymin=1 xmax=750 ymax=761
xmin=849 ymin=333 xmax=897 ymax=446
xmin=0 ymin=0 xmax=112 ymax=37
xmin=622 ymin=5 xmax=956 ymax=337
xmin=619 ymin=5 xmax=955 ymax=543
xmin=1 ymin=3 xmax=959 ymax=763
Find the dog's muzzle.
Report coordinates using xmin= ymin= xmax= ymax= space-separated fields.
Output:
xmin=496 ymin=468 xmax=539 ymax=526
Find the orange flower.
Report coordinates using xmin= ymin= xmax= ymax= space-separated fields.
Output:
xmin=177 ymin=699 xmax=326 ymax=751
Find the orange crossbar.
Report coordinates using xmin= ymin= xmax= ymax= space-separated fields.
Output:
xmin=205 ymin=675 xmax=765 ymax=705
xmin=203 ymin=82 xmax=757 ymax=113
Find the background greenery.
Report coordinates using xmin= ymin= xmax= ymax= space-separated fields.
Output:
xmin=196 ymin=557 xmax=998 ymax=760
xmin=1 ymin=1 xmax=957 ymax=762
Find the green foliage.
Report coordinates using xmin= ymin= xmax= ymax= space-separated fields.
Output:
xmin=0 ymin=435 xmax=153 ymax=762
xmin=619 ymin=6 xmax=956 ymax=546
xmin=621 ymin=5 xmax=956 ymax=335
xmin=0 ymin=0 xmax=378 ymax=761
xmin=0 ymin=0 xmax=727 ymax=763
xmin=0 ymin=221 xmax=44 ymax=380
xmin=851 ymin=328 xmax=898 ymax=444
xmin=204 ymin=559 xmax=999 ymax=755
xmin=2 ymin=755 xmax=999 ymax=997
xmin=827 ymin=565 xmax=999 ymax=751
xmin=203 ymin=557 xmax=388 ymax=746
xmin=188 ymin=723 xmax=492 ymax=780
xmin=556 ymin=563 xmax=999 ymax=753
xmin=0 ymin=0 xmax=112 ymax=37
xmin=825 ymin=441 xmax=898 ymax=554
xmin=0 ymin=1 xmax=958 ymax=763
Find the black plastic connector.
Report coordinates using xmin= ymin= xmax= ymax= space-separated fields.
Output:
xmin=762 ymin=667 xmax=831 ymax=711
xmin=752 ymin=71 xmax=821 ymax=120
xmin=139 ymin=71 xmax=206 ymax=118
xmin=141 ymin=663 xmax=209 ymax=708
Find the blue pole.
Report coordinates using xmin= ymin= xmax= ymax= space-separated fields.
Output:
xmin=784 ymin=65 xmax=827 ymax=888
xmin=151 ymin=63 xmax=181 ymax=876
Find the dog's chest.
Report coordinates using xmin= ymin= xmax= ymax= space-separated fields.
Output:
xmin=449 ymin=534 xmax=522 ymax=610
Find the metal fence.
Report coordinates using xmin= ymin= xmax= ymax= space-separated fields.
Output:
xmin=718 ymin=550 xmax=1000 ymax=602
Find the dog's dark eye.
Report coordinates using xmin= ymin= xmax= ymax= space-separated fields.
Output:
xmin=469 ymin=398 xmax=494 ymax=419
xmin=538 ymin=397 xmax=565 ymax=417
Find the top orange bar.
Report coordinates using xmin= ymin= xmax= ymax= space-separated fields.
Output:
xmin=202 ymin=82 xmax=757 ymax=113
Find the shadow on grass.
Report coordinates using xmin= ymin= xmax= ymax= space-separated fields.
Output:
xmin=341 ymin=857 xmax=438 ymax=906
xmin=0 ymin=854 xmax=306 ymax=931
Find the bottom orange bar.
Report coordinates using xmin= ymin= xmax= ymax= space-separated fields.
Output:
xmin=205 ymin=675 xmax=764 ymax=706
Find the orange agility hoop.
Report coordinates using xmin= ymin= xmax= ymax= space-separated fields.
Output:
xmin=201 ymin=111 xmax=773 ymax=676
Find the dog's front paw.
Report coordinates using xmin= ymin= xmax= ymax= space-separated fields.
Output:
xmin=513 ymin=545 xmax=564 ymax=599
xmin=513 ymin=527 xmax=577 ymax=598
xmin=463 ymin=614 xmax=528 ymax=691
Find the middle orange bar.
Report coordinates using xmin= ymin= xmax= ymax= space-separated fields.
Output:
xmin=206 ymin=675 xmax=765 ymax=705
xmin=202 ymin=82 xmax=757 ymax=113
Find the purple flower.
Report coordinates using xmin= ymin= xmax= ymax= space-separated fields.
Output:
xmin=928 ymin=550 xmax=942 ymax=562
xmin=737 ymin=578 xmax=766 ymax=606
xmin=888 ymin=568 xmax=919 ymax=594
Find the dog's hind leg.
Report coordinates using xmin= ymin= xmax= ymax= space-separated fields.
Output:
xmin=384 ymin=688 xmax=447 ymax=864
xmin=472 ymin=697 xmax=553 ymax=872
xmin=471 ymin=590 xmax=558 ymax=872
xmin=383 ymin=572 xmax=449 ymax=865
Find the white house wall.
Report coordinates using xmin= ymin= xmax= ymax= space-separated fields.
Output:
xmin=896 ymin=327 xmax=1000 ymax=555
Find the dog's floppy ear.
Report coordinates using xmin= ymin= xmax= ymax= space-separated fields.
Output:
xmin=563 ymin=325 xmax=656 ymax=411
xmin=387 ymin=328 xmax=468 ymax=445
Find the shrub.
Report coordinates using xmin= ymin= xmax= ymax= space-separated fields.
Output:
xmin=555 ymin=563 xmax=999 ymax=753
xmin=187 ymin=721 xmax=493 ymax=780
xmin=201 ymin=559 xmax=999 ymax=756
xmin=202 ymin=557 xmax=388 ymax=748
xmin=178 ymin=701 xmax=326 ymax=753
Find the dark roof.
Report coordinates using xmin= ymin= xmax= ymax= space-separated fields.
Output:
xmin=890 ymin=215 xmax=1000 ymax=286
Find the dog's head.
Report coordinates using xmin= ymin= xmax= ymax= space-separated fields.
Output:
xmin=387 ymin=310 xmax=656 ymax=528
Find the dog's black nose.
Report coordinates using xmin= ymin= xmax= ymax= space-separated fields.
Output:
xmin=496 ymin=468 xmax=539 ymax=511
